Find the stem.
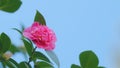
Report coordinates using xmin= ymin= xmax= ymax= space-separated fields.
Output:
xmin=28 ymin=46 xmax=37 ymax=64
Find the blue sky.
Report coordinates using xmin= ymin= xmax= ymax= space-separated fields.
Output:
xmin=0 ymin=0 xmax=120 ymax=68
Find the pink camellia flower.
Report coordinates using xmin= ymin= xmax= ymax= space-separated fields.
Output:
xmin=23 ymin=22 xmax=56 ymax=50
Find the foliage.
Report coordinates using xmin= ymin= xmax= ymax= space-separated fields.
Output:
xmin=0 ymin=0 xmax=22 ymax=13
xmin=71 ymin=51 xmax=105 ymax=68
xmin=0 ymin=2 xmax=60 ymax=67
xmin=0 ymin=0 xmax=105 ymax=68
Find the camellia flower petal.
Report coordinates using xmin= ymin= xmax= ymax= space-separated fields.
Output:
xmin=23 ymin=22 xmax=56 ymax=50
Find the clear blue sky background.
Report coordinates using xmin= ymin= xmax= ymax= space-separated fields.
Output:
xmin=0 ymin=0 xmax=120 ymax=68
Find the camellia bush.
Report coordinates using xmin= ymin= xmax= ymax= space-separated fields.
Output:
xmin=0 ymin=0 xmax=105 ymax=68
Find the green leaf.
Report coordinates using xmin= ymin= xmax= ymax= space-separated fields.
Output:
xmin=19 ymin=62 xmax=31 ymax=68
xmin=33 ymin=51 xmax=51 ymax=63
xmin=34 ymin=10 xmax=46 ymax=25
xmin=9 ymin=44 xmax=20 ymax=54
xmin=26 ymin=38 xmax=33 ymax=47
xmin=4 ymin=58 xmax=18 ymax=68
xmin=45 ymin=50 xmax=60 ymax=68
xmin=0 ymin=33 xmax=11 ymax=54
xmin=22 ymin=38 xmax=33 ymax=56
xmin=20 ymin=24 xmax=25 ymax=32
xmin=80 ymin=50 xmax=99 ymax=68
xmin=71 ymin=64 xmax=81 ymax=68
xmin=0 ymin=41 xmax=3 ymax=53
xmin=34 ymin=61 xmax=53 ymax=68
xmin=98 ymin=66 xmax=105 ymax=68
xmin=1 ymin=62 xmax=6 ymax=68
xmin=0 ymin=0 xmax=22 ymax=13
xmin=8 ymin=58 xmax=19 ymax=67
xmin=12 ymin=28 xmax=22 ymax=35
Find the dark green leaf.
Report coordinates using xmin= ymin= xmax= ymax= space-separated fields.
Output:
xmin=1 ymin=62 xmax=6 ymax=68
xmin=0 ymin=0 xmax=22 ymax=13
xmin=9 ymin=58 xmax=19 ymax=67
xmin=20 ymin=24 xmax=25 ymax=32
xmin=34 ymin=10 xmax=46 ymax=25
xmin=33 ymin=51 xmax=51 ymax=63
xmin=45 ymin=50 xmax=60 ymax=68
xmin=19 ymin=62 xmax=31 ymax=68
xmin=4 ymin=59 xmax=18 ymax=68
xmin=9 ymin=44 xmax=20 ymax=54
xmin=98 ymin=66 xmax=105 ymax=68
xmin=71 ymin=64 xmax=81 ymax=68
xmin=34 ymin=61 xmax=53 ymax=68
xmin=80 ymin=50 xmax=99 ymax=68
xmin=0 ymin=41 xmax=3 ymax=53
xmin=22 ymin=39 xmax=33 ymax=56
xmin=12 ymin=28 xmax=22 ymax=35
xmin=26 ymin=38 xmax=33 ymax=47
xmin=0 ymin=33 xmax=11 ymax=53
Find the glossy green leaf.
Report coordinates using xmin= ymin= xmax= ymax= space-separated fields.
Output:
xmin=0 ymin=0 xmax=22 ymax=13
xmin=34 ymin=10 xmax=46 ymax=25
xmin=71 ymin=64 xmax=81 ymax=68
xmin=5 ymin=58 xmax=18 ymax=68
xmin=45 ymin=50 xmax=60 ymax=68
xmin=9 ymin=58 xmax=19 ymax=67
xmin=34 ymin=61 xmax=53 ymax=68
xmin=0 ymin=33 xmax=11 ymax=54
xmin=26 ymin=38 xmax=33 ymax=47
xmin=19 ymin=62 xmax=31 ymax=68
xmin=33 ymin=51 xmax=51 ymax=63
xmin=22 ymin=39 xmax=33 ymax=56
xmin=80 ymin=50 xmax=99 ymax=68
